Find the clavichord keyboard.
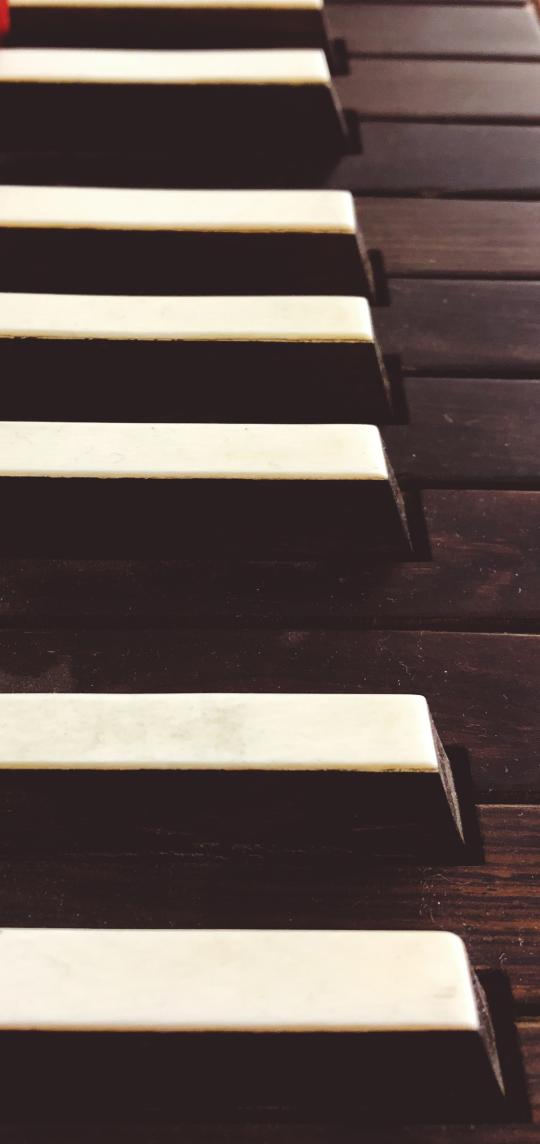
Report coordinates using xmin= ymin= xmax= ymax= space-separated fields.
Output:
xmin=0 ymin=0 xmax=538 ymax=1138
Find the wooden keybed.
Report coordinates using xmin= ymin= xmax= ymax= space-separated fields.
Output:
xmin=0 ymin=0 xmax=539 ymax=1138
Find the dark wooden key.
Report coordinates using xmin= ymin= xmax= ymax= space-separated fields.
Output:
xmin=329 ymin=3 xmax=540 ymax=58
xmin=385 ymin=379 xmax=540 ymax=485
xmin=337 ymin=60 xmax=540 ymax=122
xmin=329 ymin=123 xmax=540 ymax=195
xmin=375 ymin=280 xmax=540 ymax=376
xmin=358 ymin=199 xmax=540 ymax=279
xmin=326 ymin=0 xmax=528 ymax=8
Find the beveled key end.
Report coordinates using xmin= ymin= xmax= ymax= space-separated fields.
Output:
xmin=0 ymin=420 xmax=411 ymax=558
xmin=0 ymin=692 xmax=463 ymax=855
xmin=0 ymin=929 xmax=505 ymax=1120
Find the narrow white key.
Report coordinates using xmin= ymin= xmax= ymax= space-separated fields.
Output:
xmin=0 ymin=420 xmax=389 ymax=478
xmin=0 ymin=421 xmax=409 ymax=557
xmin=0 ymin=293 xmax=389 ymax=420
xmin=0 ymin=46 xmax=329 ymax=83
xmin=0 ymin=48 xmax=347 ymax=168
xmin=7 ymin=0 xmax=330 ymax=52
xmin=0 ymin=186 xmax=355 ymax=232
xmin=0 ymin=292 xmax=372 ymax=341
xmin=0 ymin=929 xmax=504 ymax=1120
xmin=0 ymin=692 xmax=463 ymax=849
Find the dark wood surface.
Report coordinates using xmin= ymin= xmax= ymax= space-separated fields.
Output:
xmin=328 ymin=0 xmax=528 ymax=7
xmin=329 ymin=124 xmax=540 ymax=194
xmin=0 ymin=491 xmax=537 ymax=629
xmin=309 ymin=17 xmax=540 ymax=1127
xmin=386 ymin=378 xmax=540 ymax=484
xmin=374 ymin=280 xmax=540 ymax=374
xmin=0 ymin=1100 xmax=538 ymax=1144
xmin=0 ymin=1045 xmax=538 ymax=1144
xmin=329 ymin=3 xmax=540 ymax=55
xmin=358 ymin=199 xmax=540 ymax=277
xmin=337 ymin=59 xmax=540 ymax=120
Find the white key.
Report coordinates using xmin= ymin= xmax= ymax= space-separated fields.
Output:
xmin=0 ymin=929 xmax=504 ymax=1119
xmin=0 ymin=293 xmax=388 ymax=419
xmin=0 ymin=692 xmax=441 ymax=770
xmin=0 ymin=421 xmax=408 ymax=556
xmin=0 ymin=189 xmax=372 ymax=302
xmin=0 ymin=692 xmax=464 ymax=849
xmin=0 ymin=421 xmax=388 ymax=479
xmin=0 ymin=928 xmax=481 ymax=1032
xmin=0 ymin=46 xmax=329 ymax=84
xmin=11 ymin=0 xmax=323 ymax=10
xmin=0 ymin=292 xmax=373 ymax=342
xmin=0 ymin=186 xmax=355 ymax=233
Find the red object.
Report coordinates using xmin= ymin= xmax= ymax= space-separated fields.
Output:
xmin=0 ymin=0 xmax=9 ymax=39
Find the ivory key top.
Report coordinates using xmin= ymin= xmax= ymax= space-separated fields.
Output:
xmin=0 ymin=692 xmax=465 ymax=854
xmin=7 ymin=0 xmax=331 ymax=52
xmin=0 ymin=186 xmax=373 ymax=295
xmin=0 ymin=929 xmax=505 ymax=1120
xmin=0 ymin=421 xmax=409 ymax=557
xmin=0 ymin=292 xmax=390 ymax=421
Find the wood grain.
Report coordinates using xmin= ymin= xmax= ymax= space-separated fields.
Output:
xmin=375 ymin=280 xmax=540 ymax=375
xmin=385 ymin=378 xmax=540 ymax=485
xmin=0 ymin=1120 xmax=537 ymax=1144
xmin=0 ymin=806 xmax=535 ymax=1007
xmin=358 ymin=199 xmax=540 ymax=278
xmin=0 ymin=491 xmax=537 ymax=633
